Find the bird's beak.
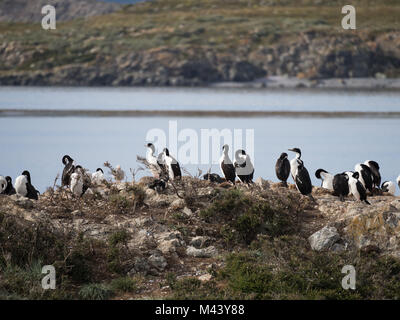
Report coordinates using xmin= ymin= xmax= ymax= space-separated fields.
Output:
xmin=288 ymin=148 xmax=294 ymax=152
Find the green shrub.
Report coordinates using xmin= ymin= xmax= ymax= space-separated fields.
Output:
xmin=79 ymin=283 xmax=114 ymax=300
xmin=200 ymin=189 xmax=294 ymax=245
xmin=110 ymin=277 xmax=137 ymax=293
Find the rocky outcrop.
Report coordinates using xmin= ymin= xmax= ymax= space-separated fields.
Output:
xmin=308 ymin=226 xmax=341 ymax=251
xmin=2 ymin=177 xmax=400 ymax=280
xmin=1 ymin=31 xmax=399 ymax=86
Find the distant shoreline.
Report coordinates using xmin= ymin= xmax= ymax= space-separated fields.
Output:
xmin=2 ymin=109 xmax=400 ymax=118
xmin=210 ymin=76 xmax=400 ymax=90
xmin=1 ymin=77 xmax=399 ymax=91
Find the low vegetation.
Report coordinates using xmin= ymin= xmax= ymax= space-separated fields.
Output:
xmin=1 ymin=177 xmax=400 ymax=300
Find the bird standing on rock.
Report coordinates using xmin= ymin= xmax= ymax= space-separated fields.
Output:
xmin=234 ymin=149 xmax=254 ymax=184
xmin=163 ymin=148 xmax=181 ymax=181
xmin=275 ymin=153 xmax=290 ymax=187
xmin=348 ymin=172 xmax=370 ymax=205
xmin=61 ymin=155 xmax=75 ymax=187
xmin=333 ymin=173 xmax=350 ymax=202
xmin=91 ymin=168 xmax=105 ymax=185
xmin=145 ymin=143 xmax=162 ymax=178
xmin=219 ymin=144 xmax=236 ymax=184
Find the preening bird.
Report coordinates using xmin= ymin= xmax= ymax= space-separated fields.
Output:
xmin=61 ymin=155 xmax=75 ymax=187
xmin=381 ymin=181 xmax=396 ymax=195
xmin=163 ymin=148 xmax=181 ymax=181
xmin=91 ymin=168 xmax=105 ymax=185
xmin=275 ymin=153 xmax=290 ymax=187
xmin=348 ymin=171 xmax=370 ymax=205
xmin=364 ymin=160 xmax=381 ymax=189
xmin=15 ymin=170 xmax=39 ymax=200
xmin=315 ymin=169 xmax=334 ymax=191
xmin=332 ymin=173 xmax=350 ymax=201
xmin=219 ymin=144 xmax=236 ymax=184
xmin=355 ymin=163 xmax=373 ymax=193
xmin=234 ymin=149 xmax=254 ymax=184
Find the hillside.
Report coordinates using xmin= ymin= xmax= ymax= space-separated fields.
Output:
xmin=1 ymin=176 xmax=400 ymax=300
xmin=0 ymin=0 xmax=399 ymax=86
xmin=0 ymin=0 xmax=122 ymax=22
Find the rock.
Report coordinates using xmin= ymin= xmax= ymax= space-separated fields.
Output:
xmin=198 ymin=273 xmax=213 ymax=282
xmin=148 ymin=252 xmax=167 ymax=271
xmin=128 ymin=229 xmax=157 ymax=251
xmin=308 ymin=226 xmax=341 ymax=251
xmin=9 ymin=194 xmax=34 ymax=209
xmin=189 ymin=236 xmax=211 ymax=249
xmin=182 ymin=207 xmax=193 ymax=217
xmin=129 ymin=257 xmax=150 ymax=275
xmin=186 ymin=246 xmax=218 ymax=258
xmin=157 ymin=239 xmax=181 ymax=256
xmin=170 ymin=198 xmax=185 ymax=211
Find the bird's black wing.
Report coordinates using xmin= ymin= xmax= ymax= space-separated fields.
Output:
xmin=171 ymin=162 xmax=182 ymax=180
xmin=222 ymin=162 xmax=236 ymax=183
xmin=275 ymin=159 xmax=290 ymax=181
xmin=62 ymin=162 xmax=75 ymax=187
xmin=295 ymin=166 xmax=312 ymax=195
xmin=26 ymin=183 xmax=39 ymax=200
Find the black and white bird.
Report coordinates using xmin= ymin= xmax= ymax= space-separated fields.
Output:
xmin=288 ymin=148 xmax=302 ymax=180
xmin=332 ymin=173 xmax=350 ymax=201
xmin=15 ymin=170 xmax=39 ymax=200
xmin=70 ymin=172 xmax=84 ymax=197
xmin=397 ymin=175 xmax=400 ymax=190
xmin=0 ymin=175 xmax=6 ymax=194
xmin=219 ymin=144 xmax=236 ymax=184
xmin=348 ymin=172 xmax=370 ymax=205
xmin=163 ymin=148 xmax=181 ymax=181
xmin=292 ymin=158 xmax=313 ymax=199
xmin=74 ymin=166 xmax=91 ymax=195
xmin=61 ymin=155 xmax=75 ymax=187
xmin=4 ymin=177 xmax=16 ymax=195
xmin=354 ymin=163 xmax=373 ymax=193
xmin=203 ymin=173 xmax=224 ymax=184
xmin=381 ymin=181 xmax=396 ymax=195
xmin=364 ymin=160 xmax=381 ymax=189
xmin=91 ymin=168 xmax=105 ymax=185
xmin=145 ymin=143 xmax=163 ymax=178
xmin=234 ymin=149 xmax=254 ymax=184
xmin=315 ymin=169 xmax=334 ymax=191
xmin=275 ymin=153 xmax=290 ymax=187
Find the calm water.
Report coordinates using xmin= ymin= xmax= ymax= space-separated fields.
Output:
xmin=1 ymin=86 xmax=400 ymax=112
xmin=0 ymin=87 xmax=399 ymax=193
